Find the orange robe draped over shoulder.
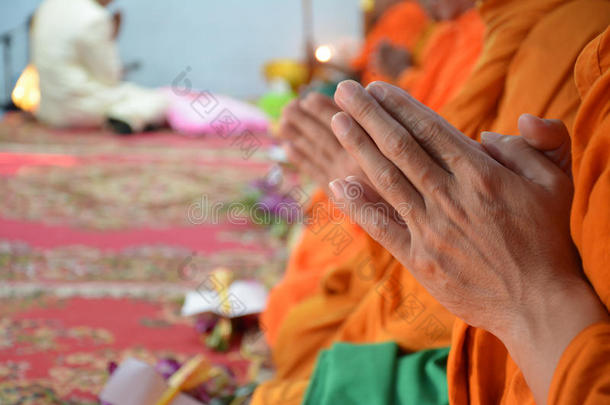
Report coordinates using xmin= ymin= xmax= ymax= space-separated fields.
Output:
xmin=447 ymin=4 xmax=610 ymax=405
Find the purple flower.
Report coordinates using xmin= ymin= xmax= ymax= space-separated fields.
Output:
xmin=260 ymin=194 xmax=300 ymax=222
xmin=155 ymin=358 xmax=182 ymax=380
xmin=191 ymin=385 xmax=212 ymax=403
xmin=195 ymin=314 xmax=219 ymax=334
xmin=249 ymin=178 xmax=276 ymax=193
xmin=107 ymin=361 xmax=118 ymax=375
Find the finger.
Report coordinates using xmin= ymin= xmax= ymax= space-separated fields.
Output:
xmin=283 ymin=142 xmax=327 ymax=186
xmin=299 ymin=93 xmax=344 ymax=157
xmin=300 ymin=92 xmax=340 ymax=128
xmin=364 ymin=81 xmax=487 ymax=169
xmin=518 ymin=114 xmax=572 ymax=177
xmin=280 ymin=102 xmax=330 ymax=169
xmin=330 ymin=111 xmax=425 ymax=218
xmin=345 ymin=175 xmax=415 ymax=227
xmin=333 ymin=80 xmax=449 ymax=193
xmin=277 ymin=116 xmax=301 ymax=141
xmin=480 ymin=132 xmax=571 ymax=193
xmin=328 ymin=177 xmax=412 ymax=251
xmin=283 ymin=99 xmax=334 ymax=162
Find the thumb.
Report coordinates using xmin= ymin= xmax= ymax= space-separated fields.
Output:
xmin=481 ymin=132 xmax=570 ymax=193
xmin=518 ymin=114 xmax=572 ymax=178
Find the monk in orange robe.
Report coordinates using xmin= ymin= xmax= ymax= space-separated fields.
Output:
xmin=264 ymin=0 xmax=483 ymax=348
xmin=447 ymin=24 xmax=610 ymax=405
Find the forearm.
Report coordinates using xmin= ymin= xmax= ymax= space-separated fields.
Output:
xmin=499 ymin=276 xmax=608 ymax=405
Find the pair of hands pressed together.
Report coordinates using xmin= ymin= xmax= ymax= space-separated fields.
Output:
xmin=320 ymin=80 xmax=608 ymax=404
xmin=279 ymin=93 xmax=365 ymax=192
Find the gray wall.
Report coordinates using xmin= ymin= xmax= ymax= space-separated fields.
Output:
xmin=0 ymin=0 xmax=361 ymax=104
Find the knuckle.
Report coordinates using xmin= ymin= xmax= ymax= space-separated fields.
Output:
xmin=375 ymin=165 xmax=403 ymax=191
xmin=408 ymin=115 xmax=443 ymax=146
xmin=384 ymin=87 xmax=405 ymax=111
xmin=418 ymin=166 xmax=444 ymax=194
xmin=367 ymin=219 xmax=391 ymax=245
xmin=343 ymin=130 xmax=367 ymax=153
xmin=384 ymin=126 xmax=411 ymax=157
xmin=444 ymin=152 xmax=467 ymax=169
xmin=354 ymin=98 xmax=380 ymax=122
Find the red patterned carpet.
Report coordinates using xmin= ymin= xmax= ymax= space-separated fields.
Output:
xmin=0 ymin=113 xmax=285 ymax=404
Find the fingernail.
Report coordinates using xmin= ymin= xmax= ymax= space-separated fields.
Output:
xmin=329 ymin=179 xmax=345 ymax=200
xmin=481 ymin=131 xmax=502 ymax=143
xmin=367 ymin=82 xmax=386 ymax=101
xmin=345 ymin=175 xmax=359 ymax=182
xmin=331 ymin=113 xmax=352 ymax=137
xmin=336 ymin=80 xmax=359 ymax=102
xmin=520 ymin=113 xmax=548 ymax=126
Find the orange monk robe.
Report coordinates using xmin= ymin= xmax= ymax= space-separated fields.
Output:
xmin=440 ymin=0 xmax=610 ymax=140
xmin=548 ymin=27 xmax=610 ymax=405
xmin=254 ymin=239 xmax=455 ymax=405
xmin=351 ymin=1 xmax=432 ymax=86
xmin=260 ymin=190 xmax=371 ymax=346
xmin=549 ymin=28 xmax=610 ymax=405
xmin=446 ymin=4 xmax=610 ymax=405
xmin=397 ymin=8 xmax=485 ymax=112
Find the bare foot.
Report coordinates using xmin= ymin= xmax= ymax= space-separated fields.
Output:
xmin=278 ymin=92 xmax=365 ymax=193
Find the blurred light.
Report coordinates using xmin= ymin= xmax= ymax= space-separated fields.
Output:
xmin=12 ymin=65 xmax=40 ymax=113
xmin=315 ymin=45 xmax=332 ymax=63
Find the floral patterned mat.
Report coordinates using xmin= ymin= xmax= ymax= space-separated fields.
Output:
xmin=0 ymin=113 xmax=285 ymax=404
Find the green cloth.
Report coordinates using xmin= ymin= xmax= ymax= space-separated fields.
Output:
xmin=302 ymin=342 xmax=450 ymax=405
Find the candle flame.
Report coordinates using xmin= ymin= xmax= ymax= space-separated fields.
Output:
xmin=12 ymin=65 xmax=40 ymax=113
xmin=315 ymin=45 xmax=332 ymax=63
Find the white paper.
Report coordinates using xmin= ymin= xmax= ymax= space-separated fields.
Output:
xmin=99 ymin=358 xmax=204 ymax=405
xmin=181 ymin=280 xmax=268 ymax=318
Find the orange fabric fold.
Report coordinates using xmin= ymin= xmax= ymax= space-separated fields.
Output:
xmin=547 ymin=27 xmax=610 ymax=405
xmin=440 ymin=0 xmax=609 ymax=139
xmin=447 ymin=14 xmax=610 ymax=405
xmin=548 ymin=322 xmax=610 ymax=405
xmin=260 ymin=189 xmax=370 ymax=347
xmin=351 ymin=1 xmax=431 ymax=86
xmin=398 ymin=8 xmax=485 ymax=111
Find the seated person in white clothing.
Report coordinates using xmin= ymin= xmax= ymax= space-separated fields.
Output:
xmin=32 ymin=0 xmax=168 ymax=134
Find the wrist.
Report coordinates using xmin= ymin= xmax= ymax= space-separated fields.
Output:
xmin=503 ymin=276 xmax=606 ymax=351
xmin=497 ymin=274 xmax=608 ymax=404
